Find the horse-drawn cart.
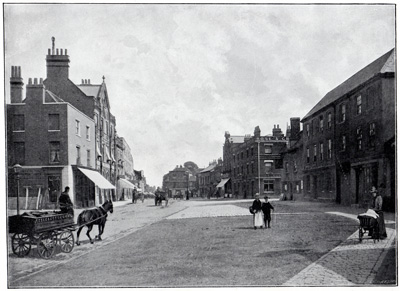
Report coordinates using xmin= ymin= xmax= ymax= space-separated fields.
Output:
xmin=9 ymin=211 xmax=75 ymax=259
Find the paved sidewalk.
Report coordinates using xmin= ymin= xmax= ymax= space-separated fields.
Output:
xmin=283 ymin=211 xmax=396 ymax=286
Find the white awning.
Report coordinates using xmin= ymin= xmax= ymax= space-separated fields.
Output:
xmin=216 ymin=178 xmax=230 ymax=188
xmin=118 ymin=178 xmax=136 ymax=189
xmin=78 ymin=167 xmax=115 ymax=189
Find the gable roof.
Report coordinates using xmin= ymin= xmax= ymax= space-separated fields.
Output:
xmin=200 ymin=163 xmax=216 ymax=173
xmin=77 ymin=84 xmax=101 ymax=98
xmin=302 ymin=49 xmax=395 ymax=121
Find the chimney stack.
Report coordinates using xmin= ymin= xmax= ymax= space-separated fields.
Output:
xmin=46 ymin=37 xmax=70 ymax=80
xmin=290 ymin=117 xmax=301 ymax=141
xmin=26 ymin=76 xmax=45 ymax=103
xmin=254 ymin=126 xmax=261 ymax=138
xmin=272 ymin=124 xmax=284 ymax=138
xmin=10 ymin=66 xmax=24 ymax=103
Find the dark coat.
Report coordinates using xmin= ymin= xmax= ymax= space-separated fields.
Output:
xmin=252 ymin=199 xmax=262 ymax=212
xmin=261 ymin=202 xmax=274 ymax=214
xmin=59 ymin=192 xmax=73 ymax=215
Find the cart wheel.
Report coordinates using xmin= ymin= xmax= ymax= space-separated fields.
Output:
xmin=59 ymin=230 xmax=74 ymax=253
xmin=11 ymin=233 xmax=31 ymax=257
xmin=359 ymin=228 xmax=363 ymax=242
xmin=37 ymin=231 xmax=57 ymax=259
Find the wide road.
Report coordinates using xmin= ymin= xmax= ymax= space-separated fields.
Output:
xmin=8 ymin=198 xmax=396 ymax=287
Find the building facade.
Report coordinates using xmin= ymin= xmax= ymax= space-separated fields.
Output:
xmin=7 ymin=68 xmax=98 ymax=209
xmin=6 ymin=37 xmax=140 ymax=209
xmin=163 ymin=164 xmax=198 ymax=198
xmin=301 ymin=49 xmax=395 ymax=206
xmin=281 ymin=118 xmax=304 ymax=200
xmin=223 ymin=125 xmax=287 ymax=198
xmin=197 ymin=159 xmax=223 ymax=198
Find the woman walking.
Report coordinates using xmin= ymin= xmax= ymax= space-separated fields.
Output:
xmin=251 ymin=193 xmax=263 ymax=229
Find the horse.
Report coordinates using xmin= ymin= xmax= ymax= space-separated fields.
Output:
xmin=155 ymin=192 xmax=168 ymax=206
xmin=76 ymin=200 xmax=114 ymax=245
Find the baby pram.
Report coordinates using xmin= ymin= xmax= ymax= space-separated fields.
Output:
xmin=357 ymin=209 xmax=380 ymax=243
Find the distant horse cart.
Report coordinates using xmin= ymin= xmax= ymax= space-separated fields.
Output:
xmin=155 ymin=191 xmax=168 ymax=206
xmin=8 ymin=200 xmax=114 ymax=259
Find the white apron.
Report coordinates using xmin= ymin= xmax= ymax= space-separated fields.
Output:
xmin=253 ymin=212 xmax=264 ymax=227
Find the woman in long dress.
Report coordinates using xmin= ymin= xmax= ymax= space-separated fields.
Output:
xmin=252 ymin=193 xmax=263 ymax=229
xmin=371 ymin=185 xmax=387 ymax=239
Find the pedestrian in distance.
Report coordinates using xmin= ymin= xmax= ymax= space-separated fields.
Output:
xmin=261 ymin=196 xmax=274 ymax=228
xmin=132 ymin=188 xmax=137 ymax=204
xmin=251 ymin=193 xmax=263 ymax=229
xmin=59 ymin=186 xmax=74 ymax=216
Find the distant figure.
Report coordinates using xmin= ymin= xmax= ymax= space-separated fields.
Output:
xmin=251 ymin=193 xmax=263 ymax=229
xmin=370 ymin=185 xmax=387 ymax=239
xmin=261 ymin=196 xmax=275 ymax=228
xmin=59 ymin=186 xmax=74 ymax=216
xmin=132 ymin=188 xmax=137 ymax=204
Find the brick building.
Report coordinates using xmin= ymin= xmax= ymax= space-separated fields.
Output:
xmin=223 ymin=125 xmax=287 ymax=198
xmin=42 ymin=38 xmax=118 ymax=204
xmin=116 ymin=136 xmax=136 ymax=200
xmin=163 ymin=163 xmax=198 ymax=198
xmin=6 ymin=67 xmax=100 ymax=209
xmin=197 ymin=159 xmax=223 ymax=198
xmin=281 ymin=118 xmax=304 ymax=200
xmin=6 ymin=37 xmax=141 ymax=210
xmin=301 ymin=49 xmax=395 ymax=206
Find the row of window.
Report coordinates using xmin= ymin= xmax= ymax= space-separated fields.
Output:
xmin=232 ymin=160 xmax=274 ymax=177
xmin=13 ymin=141 xmax=92 ymax=167
xmin=13 ymin=114 xmax=92 ymax=141
xmin=232 ymin=144 xmax=273 ymax=163
xmin=232 ymin=179 xmax=275 ymax=193
xmin=305 ymin=112 xmax=332 ymax=137
xmin=306 ymin=123 xmax=376 ymax=163
xmin=305 ymin=91 xmax=377 ymax=138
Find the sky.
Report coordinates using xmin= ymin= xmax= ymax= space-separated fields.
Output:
xmin=3 ymin=3 xmax=395 ymax=187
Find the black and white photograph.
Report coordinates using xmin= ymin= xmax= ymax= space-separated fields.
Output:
xmin=3 ymin=2 xmax=396 ymax=288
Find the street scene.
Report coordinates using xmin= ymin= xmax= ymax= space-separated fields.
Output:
xmin=4 ymin=3 xmax=396 ymax=289
xmin=8 ymin=198 xmax=396 ymax=287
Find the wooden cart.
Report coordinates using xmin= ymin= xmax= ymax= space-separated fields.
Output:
xmin=8 ymin=211 xmax=76 ymax=259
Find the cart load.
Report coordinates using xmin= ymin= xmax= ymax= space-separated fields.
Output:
xmin=8 ymin=211 xmax=75 ymax=259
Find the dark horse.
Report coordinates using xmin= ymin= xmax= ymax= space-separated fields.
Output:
xmin=155 ymin=191 xmax=168 ymax=206
xmin=76 ymin=200 xmax=113 ymax=245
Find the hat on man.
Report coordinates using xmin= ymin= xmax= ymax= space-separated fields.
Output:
xmin=370 ymin=186 xmax=377 ymax=193
xmin=255 ymin=193 xmax=260 ymax=197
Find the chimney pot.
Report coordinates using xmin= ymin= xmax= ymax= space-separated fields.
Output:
xmin=48 ymin=48 xmax=51 ymax=55
xmin=56 ymin=48 xmax=59 ymax=55
xmin=60 ymin=49 xmax=63 ymax=55
xmin=34 ymin=78 xmax=38 ymax=85
xmin=51 ymin=36 xmax=55 ymax=54
xmin=65 ymin=49 xmax=67 ymax=55
xmin=40 ymin=78 xmax=43 ymax=84
xmin=88 ymin=79 xmax=90 ymax=84
xmin=82 ymin=79 xmax=84 ymax=84
xmin=29 ymin=78 xmax=32 ymax=85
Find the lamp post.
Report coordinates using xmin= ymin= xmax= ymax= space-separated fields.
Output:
xmin=13 ymin=164 xmax=22 ymax=215
xmin=256 ymin=138 xmax=261 ymax=196
xmin=186 ymin=172 xmax=190 ymax=200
